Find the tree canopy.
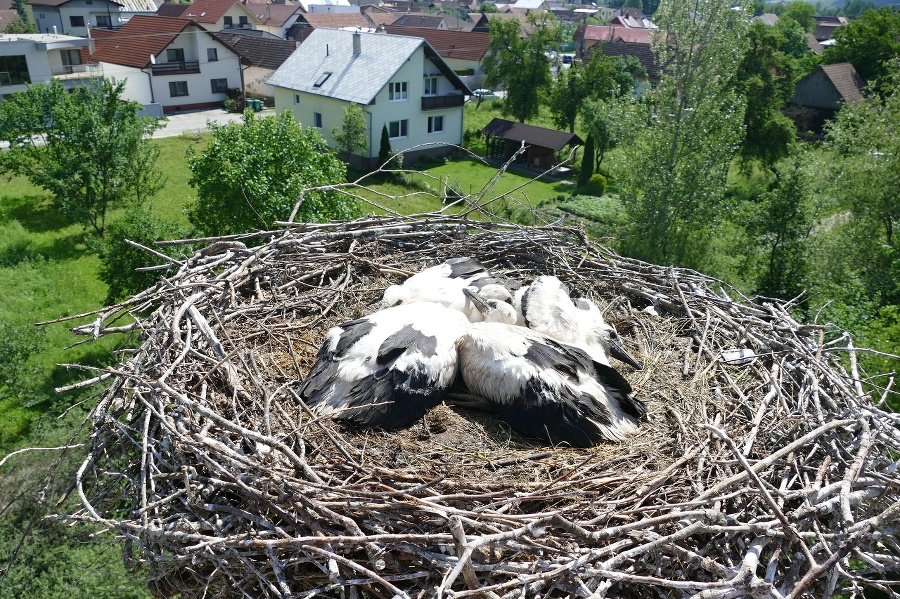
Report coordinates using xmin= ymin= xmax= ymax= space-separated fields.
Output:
xmin=823 ymin=7 xmax=900 ymax=91
xmin=615 ymin=0 xmax=750 ymax=267
xmin=0 ymin=79 xmax=162 ymax=236
xmin=482 ymin=15 xmax=561 ymax=123
xmin=332 ymin=103 xmax=368 ymax=157
xmin=187 ymin=110 xmax=358 ymax=237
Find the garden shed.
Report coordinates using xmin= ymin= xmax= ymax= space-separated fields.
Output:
xmin=481 ymin=118 xmax=583 ymax=170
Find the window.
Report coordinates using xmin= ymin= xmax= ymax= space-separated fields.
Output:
xmin=0 ymin=55 xmax=30 ymax=85
xmin=388 ymin=119 xmax=408 ymax=139
xmin=293 ymin=94 xmax=301 ymax=105
xmin=424 ymin=76 xmax=438 ymax=96
xmin=238 ymin=16 xmax=248 ymax=27
xmin=96 ymin=14 xmax=110 ymax=28
xmin=313 ymin=112 xmax=322 ymax=128
xmin=427 ymin=115 xmax=444 ymax=134
xmin=166 ymin=48 xmax=185 ymax=63
xmin=207 ymin=48 xmax=218 ymax=62
xmin=69 ymin=15 xmax=84 ymax=27
xmin=210 ymin=78 xmax=228 ymax=93
xmin=313 ymin=72 xmax=331 ymax=87
xmin=169 ymin=81 xmax=188 ymax=97
xmin=223 ymin=16 xmax=233 ymax=28
xmin=388 ymin=81 xmax=407 ymax=101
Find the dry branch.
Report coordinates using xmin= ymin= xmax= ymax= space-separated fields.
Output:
xmin=44 ymin=212 xmax=900 ymax=598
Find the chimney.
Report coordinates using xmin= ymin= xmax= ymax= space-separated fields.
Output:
xmin=352 ymin=30 xmax=361 ymax=56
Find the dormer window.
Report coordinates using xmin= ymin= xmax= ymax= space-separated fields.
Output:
xmin=313 ymin=72 xmax=332 ymax=87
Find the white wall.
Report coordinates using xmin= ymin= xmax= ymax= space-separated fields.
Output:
xmin=98 ymin=61 xmax=153 ymax=103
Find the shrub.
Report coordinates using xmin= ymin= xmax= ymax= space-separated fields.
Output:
xmin=584 ymin=174 xmax=607 ymax=197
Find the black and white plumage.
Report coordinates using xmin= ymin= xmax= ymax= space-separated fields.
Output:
xmin=381 ymin=257 xmax=512 ymax=322
xmin=514 ymin=275 xmax=642 ymax=370
xmin=456 ymin=321 xmax=647 ymax=446
xmin=456 ymin=289 xmax=647 ymax=446
xmin=298 ymin=302 xmax=469 ymax=429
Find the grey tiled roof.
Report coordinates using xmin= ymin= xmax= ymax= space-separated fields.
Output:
xmin=267 ymin=28 xmax=425 ymax=104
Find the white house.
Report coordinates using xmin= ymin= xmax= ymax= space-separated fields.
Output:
xmin=86 ymin=15 xmax=246 ymax=113
xmin=27 ymin=0 xmax=123 ymax=35
xmin=0 ymin=32 xmax=97 ymax=100
xmin=268 ymin=28 xmax=472 ymax=168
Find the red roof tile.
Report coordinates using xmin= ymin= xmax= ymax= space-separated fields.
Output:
xmin=157 ymin=0 xmax=248 ymax=24
xmin=88 ymin=15 xmax=194 ymax=68
xmin=383 ymin=26 xmax=489 ymax=61
xmin=296 ymin=12 xmax=369 ymax=30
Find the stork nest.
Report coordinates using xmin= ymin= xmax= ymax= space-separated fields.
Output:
xmin=60 ymin=214 xmax=900 ymax=599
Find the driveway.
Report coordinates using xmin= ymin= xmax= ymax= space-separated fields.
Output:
xmin=152 ymin=107 xmax=270 ymax=138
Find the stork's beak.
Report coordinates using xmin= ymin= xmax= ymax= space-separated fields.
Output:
xmin=609 ymin=340 xmax=642 ymax=370
xmin=462 ymin=287 xmax=490 ymax=316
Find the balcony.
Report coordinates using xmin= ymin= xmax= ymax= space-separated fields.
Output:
xmin=224 ymin=23 xmax=252 ymax=30
xmin=50 ymin=62 xmax=103 ymax=79
xmin=421 ymin=94 xmax=465 ymax=111
xmin=151 ymin=61 xmax=201 ymax=76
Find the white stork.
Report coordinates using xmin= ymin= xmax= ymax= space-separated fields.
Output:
xmin=454 ymin=289 xmax=647 ymax=446
xmin=381 ymin=257 xmax=512 ymax=322
xmin=298 ymin=302 xmax=469 ymax=429
xmin=514 ymin=275 xmax=642 ymax=370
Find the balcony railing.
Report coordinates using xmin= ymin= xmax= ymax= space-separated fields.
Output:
xmin=151 ymin=61 xmax=201 ymax=76
xmin=224 ymin=23 xmax=252 ymax=30
xmin=421 ymin=94 xmax=465 ymax=110
xmin=50 ymin=62 xmax=103 ymax=78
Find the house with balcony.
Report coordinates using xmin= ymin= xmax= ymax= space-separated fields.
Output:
xmin=27 ymin=0 xmax=130 ymax=34
xmin=382 ymin=26 xmax=490 ymax=90
xmin=157 ymin=0 xmax=286 ymax=37
xmin=1 ymin=32 xmax=98 ymax=101
xmin=84 ymin=14 xmax=246 ymax=112
xmin=269 ymin=28 xmax=471 ymax=169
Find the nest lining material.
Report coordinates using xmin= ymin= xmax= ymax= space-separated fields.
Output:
xmin=60 ymin=215 xmax=900 ymax=599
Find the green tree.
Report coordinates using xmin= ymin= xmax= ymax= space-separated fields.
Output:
xmin=780 ymin=1 xmax=816 ymax=32
xmin=774 ymin=15 xmax=812 ymax=58
xmin=377 ymin=124 xmax=401 ymax=170
xmin=4 ymin=17 xmax=37 ymax=33
xmin=482 ymin=15 xmax=561 ymax=123
xmin=745 ymin=152 xmax=815 ymax=301
xmin=0 ymin=79 xmax=162 ymax=237
xmin=577 ymin=134 xmax=595 ymax=189
xmin=547 ymin=63 xmax=585 ymax=133
xmin=615 ymin=0 xmax=750 ymax=268
xmin=332 ymin=102 xmax=368 ymax=157
xmin=95 ymin=209 xmax=188 ymax=304
xmin=736 ymin=20 xmax=797 ymax=172
xmin=187 ymin=110 xmax=357 ymax=236
xmin=581 ymin=95 xmax=642 ymax=168
xmin=823 ymin=7 xmax=900 ymax=91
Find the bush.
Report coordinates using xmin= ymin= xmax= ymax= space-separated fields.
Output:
xmin=583 ymin=174 xmax=608 ymax=197
xmin=222 ymin=97 xmax=237 ymax=113
xmin=95 ymin=209 xmax=188 ymax=305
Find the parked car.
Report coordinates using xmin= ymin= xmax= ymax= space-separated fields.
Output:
xmin=470 ymin=88 xmax=499 ymax=101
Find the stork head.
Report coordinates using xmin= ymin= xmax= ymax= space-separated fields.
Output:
xmin=477 ymin=283 xmax=514 ymax=304
xmin=381 ymin=284 xmax=406 ymax=309
xmin=574 ymin=298 xmax=642 ymax=370
xmin=463 ymin=288 xmax=517 ymax=324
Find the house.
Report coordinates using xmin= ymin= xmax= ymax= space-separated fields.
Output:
xmin=27 ymin=0 xmax=124 ymax=35
xmin=574 ymin=24 xmax=656 ymax=80
xmin=268 ymin=28 xmax=472 ymax=168
xmin=157 ymin=0 xmax=283 ymax=37
xmin=0 ymin=32 xmax=97 ymax=99
xmin=383 ymin=25 xmax=490 ymax=89
xmin=298 ymin=0 xmax=354 ymax=13
xmin=813 ymin=15 xmax=847 ymax=42
xmin=289 ymin=11 xmax=369 ymax=39
xmin=210 ymin=30 xmax=294 ymax=99
xmin=244 ymin=1 xmax=302 ymax=38
xmin=481 ymin=118 xmax=582 ymax=170
xmin=85 ymin=15 xmax=247 ymax=113
xmin=390 ymin=12 xmax=473 ymax=32
xmin=785 ymin=62 xmax=865 ymax=134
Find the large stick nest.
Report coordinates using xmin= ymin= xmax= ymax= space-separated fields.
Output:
xmin=62 ymin=215 xmax=900 ymax=599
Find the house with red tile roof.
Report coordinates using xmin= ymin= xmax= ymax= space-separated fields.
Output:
xmin=383 ymin=25 xmax=489 ymax=88
xmin=85 ymin=14 xmax=248 ymax=112
xmin=157 ymin=0 xmax=285 ymax=37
